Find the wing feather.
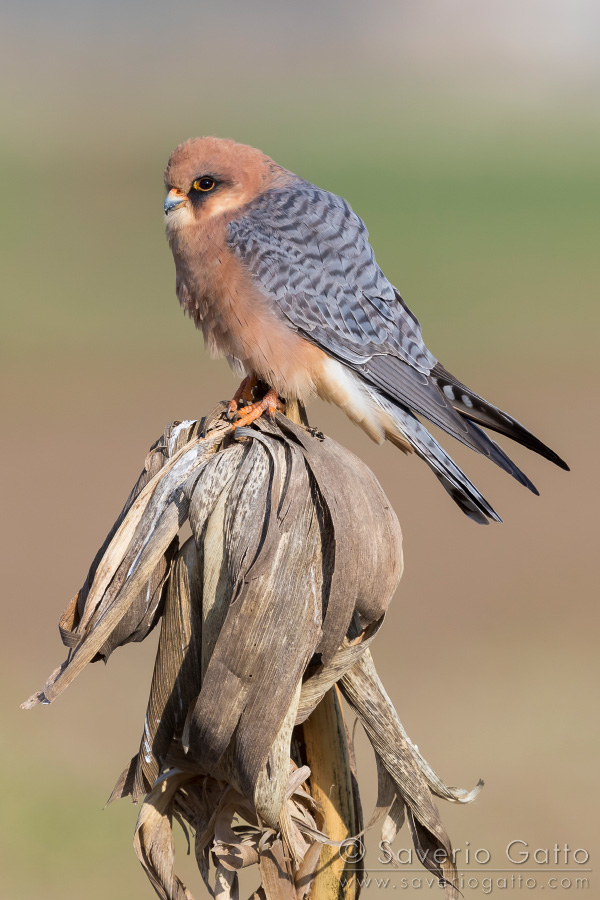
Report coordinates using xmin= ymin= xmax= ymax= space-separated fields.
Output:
xmin=227 ymin=181 xmax=566 ymax=521
xmin=228 ymin=182 xmax=436 ymax=373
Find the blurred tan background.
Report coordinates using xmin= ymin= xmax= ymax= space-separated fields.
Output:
xmin=2 ymin=1 xmax=598 ymax=897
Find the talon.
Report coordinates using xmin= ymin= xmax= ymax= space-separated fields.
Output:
xmin=232 ymin=387 xmax=285 ymax=430
xmin=227 ymin=375 xmax=258 ymax=419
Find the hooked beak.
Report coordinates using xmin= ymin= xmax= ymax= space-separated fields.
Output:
xmin=164 ymin=188 xmax=187 ymax=215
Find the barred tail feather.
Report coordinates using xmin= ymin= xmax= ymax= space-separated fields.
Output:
xmin=431 ymin=363 xmax=569 ymax=471
xmin=362 ymin=354 xmax=540 ymax=493
xmin=372 ymin=391 xmax=502 ymax=525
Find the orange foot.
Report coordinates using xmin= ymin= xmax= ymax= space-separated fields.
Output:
xmin=232 ymin=386 xmax=285 ymax=430
xmin=227 ymin=375 xmax=258 ymax=419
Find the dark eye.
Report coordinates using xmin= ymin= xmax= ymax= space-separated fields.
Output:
xmin=192 ymin=177 xmax=216 ymax=192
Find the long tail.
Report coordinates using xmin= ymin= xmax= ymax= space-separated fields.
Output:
xmin=359 ymin=351 xmax=568 ymax=521
xmin=430 ymin=363 xmax=569 ymax=470
xmin=370 ymin=390 xmax=503 ymax=524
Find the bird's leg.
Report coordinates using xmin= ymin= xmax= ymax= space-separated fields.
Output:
xmin=227 ymin=375 xmax=258 ymax=419
xmin=232 ymin=386 xmax=285 ymax=430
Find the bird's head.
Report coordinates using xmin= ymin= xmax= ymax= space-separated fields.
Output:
xmin=163 ymin=136 xmax=284 ymax=233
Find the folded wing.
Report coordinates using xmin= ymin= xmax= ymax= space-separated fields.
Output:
xmin=228 ymin=182 xmax=567 ymax=522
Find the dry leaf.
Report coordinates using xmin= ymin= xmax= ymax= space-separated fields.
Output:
xmin=24 ymin=404 xmax=481 ymax=900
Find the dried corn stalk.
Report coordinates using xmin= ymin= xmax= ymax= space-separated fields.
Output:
xmin=23 ymin=404 xmax=481 ymax=900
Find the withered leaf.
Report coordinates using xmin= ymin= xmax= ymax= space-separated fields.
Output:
xmin=24 ymin=404 xmax=482 ymax=900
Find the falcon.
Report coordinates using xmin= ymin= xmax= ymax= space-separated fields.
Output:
xmin=163 ymin=137 xmax=567 ymax=523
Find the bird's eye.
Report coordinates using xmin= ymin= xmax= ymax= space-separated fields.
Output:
xmin=192 ymin=177 xmax=216 ymax=192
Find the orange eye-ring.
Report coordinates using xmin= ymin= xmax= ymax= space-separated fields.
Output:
xmin=192 ymin=177 xmax=216 ymax=192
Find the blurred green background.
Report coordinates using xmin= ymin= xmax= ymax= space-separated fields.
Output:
xmin=2 ymin=2 xmax=598 ymax=897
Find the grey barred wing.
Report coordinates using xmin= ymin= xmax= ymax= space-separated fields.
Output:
xmin=227 ymin=183 xmax=436 ymax=374
xmin=226 ymin=182 xmax=568 ymax=513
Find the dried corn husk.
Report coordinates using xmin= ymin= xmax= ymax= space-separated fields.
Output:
xmin=23 ymin=404 xmax=481 ymax=900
